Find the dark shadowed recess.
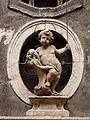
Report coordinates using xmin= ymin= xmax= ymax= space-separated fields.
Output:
xmin=21 ymin=0 xmax=70 ymax=7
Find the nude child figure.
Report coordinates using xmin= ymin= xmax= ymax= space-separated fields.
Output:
xmin=35 ymin=29 xmax=70 ymax=94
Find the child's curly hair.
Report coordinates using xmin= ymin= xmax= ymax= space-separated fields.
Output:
xmin=38 ymin=29 xmax=54 ymax=43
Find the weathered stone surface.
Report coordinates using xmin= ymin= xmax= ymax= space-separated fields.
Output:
xmin=8 ymin=0 xmax=83 ymax=17
xmin=0 ymin=117 xmax=90 ymax=120
xmin=26 ymin=96 xmax=69 ymax=118
xmin=0 ymin=0 xmax=90 ymax=118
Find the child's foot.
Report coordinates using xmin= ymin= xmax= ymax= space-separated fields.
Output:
xmin=51 ymin=89 xmax=58 ymax=96
xmin=43 ymin=82 xmax=50 ymax=89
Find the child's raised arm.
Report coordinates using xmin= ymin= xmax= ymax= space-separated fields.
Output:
xmin=55 ymin=44 xmax=70 ymax=56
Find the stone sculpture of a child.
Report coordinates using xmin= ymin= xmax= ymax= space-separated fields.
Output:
xmin=26 ymin=29 xmax=70 ymax=95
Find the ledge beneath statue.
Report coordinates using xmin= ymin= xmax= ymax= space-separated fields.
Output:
xmin=0 ymin=117 xmax=90 ymax=120
xmin=26 ymin=96 xmax=69 ymax=118
xmin=28 ymin=95 xmax=68 ymax=101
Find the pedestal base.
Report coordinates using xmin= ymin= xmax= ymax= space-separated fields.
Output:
xmin=26 ymin=96 xmax=69 ymax=118
xmin=26 ymin=109 xmax=69 ymax=118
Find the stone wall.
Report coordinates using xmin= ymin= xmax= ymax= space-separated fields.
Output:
xmin=0 ymin=0 xmax=90 ymax=117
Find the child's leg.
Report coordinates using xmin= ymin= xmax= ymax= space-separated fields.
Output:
xmin=44 ymin=68 xmax=58 ymax=89
xmin=45 ymin=68 xmax=56 ymax=84
xmin=50 ymin=75 xmax=60 ymax=94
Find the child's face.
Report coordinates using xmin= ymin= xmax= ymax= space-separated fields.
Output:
xmin=40 ymin=33 xmax=51 ymax=47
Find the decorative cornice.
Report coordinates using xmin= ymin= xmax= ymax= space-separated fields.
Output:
xmin=8 ymin=0 xmax=83 ymax=17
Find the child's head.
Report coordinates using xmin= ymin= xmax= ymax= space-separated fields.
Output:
xmin=38 ymin=29 xmax=54 ymax=43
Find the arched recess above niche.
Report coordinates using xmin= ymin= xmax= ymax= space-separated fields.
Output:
xmin=8 ymin=0 xmax=83 ymax=17
xmin=7 ymin=19 xmax=84 ymax=104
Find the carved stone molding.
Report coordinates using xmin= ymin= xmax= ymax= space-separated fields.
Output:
xmin=0 ymin=116 xmax=90 ymax=120
xmin=26 ymin=96 xmax=70 ymax=117
xmin=8 ymin=0 xmax=83 ymax=17
xmin=7 ymin=19 xmax=84 ymax=104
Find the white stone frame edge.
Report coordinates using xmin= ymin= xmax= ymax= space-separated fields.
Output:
xmin=7 ymin=19 xmax=84 ymax=104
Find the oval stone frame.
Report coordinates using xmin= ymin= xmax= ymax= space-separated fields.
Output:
xmin=7 ymin=19 xmax=84 ymax=104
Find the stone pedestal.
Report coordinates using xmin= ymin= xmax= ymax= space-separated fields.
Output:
xmin=26 ymin=96 xmax=69 ymax=119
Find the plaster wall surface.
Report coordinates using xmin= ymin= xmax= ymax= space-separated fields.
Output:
xmin=0 ymin=0 xmax=90 ymax=117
